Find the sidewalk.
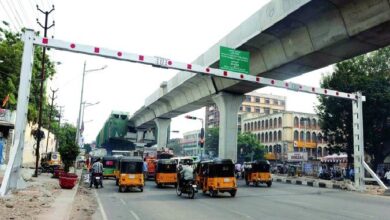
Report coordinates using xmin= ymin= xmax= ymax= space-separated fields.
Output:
xmin=272 ymin=174 xmax=390 ymax=195
xmin=37 ymin=169 xmax=82 ymax=220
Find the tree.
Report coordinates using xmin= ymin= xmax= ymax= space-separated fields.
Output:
xmin=58 ymin=123 xmax=79 ymax=173
xmin=205 ymin=127 xmax=219 ymax=157
xmin=237 ymin=132 xmax=265 ymax=162
xmin=0 ymin=28 xmax=57 ymax=127
xmin=317 ymin=46 xmax=390 ymax=170
xmin=167 ymin=138 xmax=182 ymax=155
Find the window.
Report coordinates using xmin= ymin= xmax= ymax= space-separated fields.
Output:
xmin=261 ymin=120 xmax=264 ymax=129
xmin=244 ymin=123 xmax=247 ymax=131
xmin=269 ymin=132 xmax=273 ymax=142
xmin=312 ymin=119 xmax=317 ymax=129
xmin=312 ymin=132 xmax=317 ymax=143
xmin=250 ymin=122 xmax=254 ymax=131
xmin=269 ymin=119 xmax=273 ymax=128
xmin=265 ymin=98 xmax=270 ymax=104
xmin=245 ymin=96 xmax=251 ymax=102
xmin=246 ymin=106 xmax=251 ymax=112
xmin=278 ymin=130 xmax=282 ymax=141
xmin=280 ymin=100 xmax=285 ymax=106
xmin=264 ymin=108 xmax=270 ymax=114
xmin=265 ymin=120 xmax=268 ymax=129
xmin=257 ymin=121 xmax=261 ymax=130
xmin=278 ymin=117 xmax=282 ymax=127
xmin=257 ymin=133 xmax=261 ymax=141
xmin=254 ymin=122 xmax=257 ymax=130
xmin=294 ymin=117 xmax=299 ymax=127
xmin=261 ymin=133 xmax=264 ymax=142
xmin=273 ymin=131 xmax=277 ymax=142
xmin=300 ymin=131 xmax=304 ymax=141
xmin=273 ymin=99 xmax=278 ymax=105
xmin=294 ymin=131 xmax=299 ymax=141
xmin=255 ymin=97 xmax=260 ymax=103
xmin=239 ymin=106 xmax=243 ymax=111
xmin=274 ymin=118 xmax=277 ymax=127
xmin=255 ymin=107 xmax=260 ymax=113
xmin=265 ymin=133 xmax=268 ymax=142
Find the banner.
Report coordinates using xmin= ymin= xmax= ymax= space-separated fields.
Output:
xmin=287 ymin=152 xmax=308 ymax=162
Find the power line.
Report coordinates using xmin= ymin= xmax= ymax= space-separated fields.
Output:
xmin=16 ymin=0 xmax=34 ymax=28
xmin=5 ymin=0 xmax=24 ymax=30
xmin=0 ymin=0 xmax=19 ymax=31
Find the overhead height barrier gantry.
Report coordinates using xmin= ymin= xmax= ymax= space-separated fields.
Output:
xmin=0 ymin=29 xmax=387 ymax=196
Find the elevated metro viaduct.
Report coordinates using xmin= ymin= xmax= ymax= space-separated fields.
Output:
xmin=129 ymin=0 xmax=390 ymax=161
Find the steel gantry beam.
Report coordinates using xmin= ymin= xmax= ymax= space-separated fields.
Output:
xmin=2 ymin=29 xmax=385 ymax=196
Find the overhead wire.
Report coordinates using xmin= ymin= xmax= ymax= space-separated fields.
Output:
xmin=16 ymin=0 xmax=34 ymax=28
xmin=0 ymin=0 xmax=19 ymax=31
xmin=5 ymin=0 xmax=24 ymax=30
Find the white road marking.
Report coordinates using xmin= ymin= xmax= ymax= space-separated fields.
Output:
xmin=94 ymin=189 xmax=108 ymax=220
xmin=120 ymin=198 xmax=126 ymax=206
xmin=130 ymin=210 xmax=141 ymax=220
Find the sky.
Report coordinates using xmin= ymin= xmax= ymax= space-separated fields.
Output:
xmin=0 ymin=0 xmax=334 ymax=142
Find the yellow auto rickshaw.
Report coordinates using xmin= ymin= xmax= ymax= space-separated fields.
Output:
xmin=41 ymin=152 xmax=62 ymax=173
xmin=244 ymin=160 xmax=272 ymax=187
xmin=200 ymin=158 xmax=237 ymax=197
xmin=117 ymin=157 xmax=144 ymax=192
xmin=155 ymin=159 xmax=177 ymax=188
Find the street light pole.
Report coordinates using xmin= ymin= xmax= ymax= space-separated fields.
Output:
xmin=76 ymin=62 xmax=106 ymax=147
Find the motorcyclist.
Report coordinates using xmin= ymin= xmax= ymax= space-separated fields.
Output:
xmin=178 ymin=161 xmax=194 ymax=188
xmin=90 ymin=157 xmax=104 ymax=188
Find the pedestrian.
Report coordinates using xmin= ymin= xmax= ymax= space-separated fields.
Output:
xmin=143 ymin=158 xmax=148 ymax=180
xmin=384 ymin=169 xmax=390 ymax=185
xmin=349 ymin=167 xmax=354 ymax=181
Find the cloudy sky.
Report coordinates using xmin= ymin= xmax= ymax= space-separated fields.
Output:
xmin=0 ymin=0 xmax=333 ymax=142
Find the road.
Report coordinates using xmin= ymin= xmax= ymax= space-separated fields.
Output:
xmin=94 ymin=178 xmax=390 ymax=220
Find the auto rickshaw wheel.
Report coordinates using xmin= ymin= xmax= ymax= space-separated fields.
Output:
xmin=245 ymin=179 xmax=249 ymax=186
xmin=267 ymin=181 xmax=272 ymax=187
xmin=255 ymin=181 xmax=259 ymax=187
xmin=118 ymin=185 xmax=125 ymax=193
xmin=139 ymin=186 xmax=143 ymax=192
xmin=230 ymin=190 xmax=236 ymax=197
xmin=115 ymin=179 xmax=119 ymax=186
xmin=174 ymin=183 xmax=178 ymax=188
xmin=209 ymin=189 xmax=217 ymax=197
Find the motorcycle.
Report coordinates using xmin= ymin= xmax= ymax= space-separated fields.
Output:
xmin=92 ymin=173 xmax=103 ymax=188
xmin=176 ymin=179 xmax=198 ymax=199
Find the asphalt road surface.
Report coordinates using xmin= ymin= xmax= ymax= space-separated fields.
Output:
xmin=94 ymin=178 xmax=390 ymax=220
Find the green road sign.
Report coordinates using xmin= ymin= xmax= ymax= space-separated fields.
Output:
xmin=220 ymin=46 xmax=250 ymax=74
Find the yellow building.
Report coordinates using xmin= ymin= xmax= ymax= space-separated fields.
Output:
xmin=241 ymin=111 xmax=329 ymax=161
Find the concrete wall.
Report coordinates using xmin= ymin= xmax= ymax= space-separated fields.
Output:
xmin=22 ymin=124 xmax=57 ymax=167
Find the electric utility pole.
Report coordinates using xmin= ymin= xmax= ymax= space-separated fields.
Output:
xmin=34 ymin=4 xmax=55 ymax=177
xmin=56 ymin=106 xmax=64 ymax=152
xmin=45 ymin=88 xmax=58 ymax=154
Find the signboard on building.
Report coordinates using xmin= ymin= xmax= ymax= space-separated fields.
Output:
xmin=287 ymin=152 xmax=308 ymax=162
xmin=220 ymin=46 xmax=250 ymax=74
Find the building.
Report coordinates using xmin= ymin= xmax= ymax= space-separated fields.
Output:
xmin=180 ymin=130 xmax=201 ymax=156
xmin=241 ymin=111 xmax=329 ymax=161
xmin=205 ymin=91 xmax=286 ymax=130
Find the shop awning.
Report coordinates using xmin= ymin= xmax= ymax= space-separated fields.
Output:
xmin=321 ymin=153 xmax=348 ymax=163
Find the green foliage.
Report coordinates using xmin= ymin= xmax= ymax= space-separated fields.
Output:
xmin=238 ymin=132 xmax=265 ymax=162
xmin=0 ymin=28 xmax=57 ymax=128
xmin=205 ymin=127 xmax=219 ymax=156
xmin=317 ymin=46 xmax=390 ymax=169
xmin=167 ymin=138 xmax=182 ymax=155
xmin=58 ymin=123 xmax=79 ymax=173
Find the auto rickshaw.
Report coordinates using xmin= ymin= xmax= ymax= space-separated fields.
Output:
xmin=244 ymin=160 xmax=272 ymax=187
xmin=41 ymin=152 xmax=62 ymax=173
xmin=199 ymin=158 xmax=237 ymax=197
xmin=102 ymin=156 xmax=118 ymax=179
xmin=155 ymin=159 xmax=177 ymax=188
xmin=117 ymin=157 xmax=144 ymax=192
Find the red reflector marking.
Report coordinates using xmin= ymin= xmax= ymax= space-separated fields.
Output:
xmin=187 ymin=64 xmax=192 ymax=69
xmin=94 ymin=47 xmax=100 ymax=53
xmin=139 ymin=55 xmax=144 ymax=61
xmin=42 ymin=38 xmax=48 ymax=44
xmin=206 ymin=68 xmax=210 ymax=73
xmin=324 ymin=89 xmax=328 ymax=94
xmin=271 ymin=80 xmax=275 ymax=84
xmin=240 ymin=74 xmax=244 ymax=79
xmin=285 ymin=83 xmax=289 ymax=87
xmin=117 ymin=52 xmax=122 ymax=57
xmin=168 ymin=60 xmax=172 ymax=65
xmin=336 ymin=92 xmax=339 ymax=96
xmin=312 ymin=88 xmax=315 ymax=92
xmin=256 ymin=77 xmax=260 ymax=82
xmin=70 ymin=43 xmax=76 ymax=48
xmin=223 ymin=71 xmax=228 ymax=76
